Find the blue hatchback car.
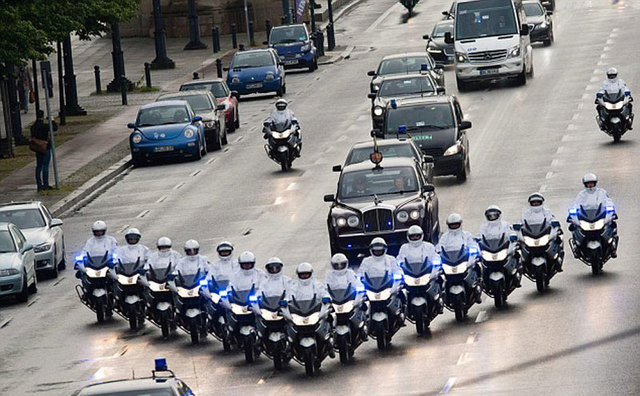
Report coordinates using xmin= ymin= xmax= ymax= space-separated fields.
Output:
xmin=267 ymin=24 xmax=317 ymax=72
xmin=226 ymin=48 xmax=286 ymax=97
xmin=128 ymin=101 xmax=207 ymax=166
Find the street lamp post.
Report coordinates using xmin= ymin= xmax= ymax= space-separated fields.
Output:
xmin=150 ymin=0 xmax=175 ymax=69
xmin=242 ymin=0 xmax=251 ymax=46
xmin=184 ymin=0 xmax=207 ymax=50
xmin=282 ymin=0 xmax=291 ymax=24
xmin=62 ymin=35 xmax=86 ymax=116
xmin=106 ymin=23 xmax=133 ymax=93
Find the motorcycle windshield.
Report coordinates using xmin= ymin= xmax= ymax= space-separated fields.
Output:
xmin=522 ymin=219 xmax=551 ymax=238
xmin=328 ymin=284 xmax=356 ymax=304
xmin=604 ymin=90 xmax=625 ymax=103
xmin=230 ymin=285 xmax=256 ymax=305
xmin=147 ymin=266 xmax=172 ymax=283
xmin=289 ymin=295 xmax=322 ymax=316
xmin=271 ymin=120 xmax=292 ymax=132
xmin=260 ymin=292 xmax=285 ymax=310
xmin=211 ymin=278 xmax=229 ymax=293
xmin=176 ymin=269 xmax=206 ymax=289
xmin=578 ymin=203 xmax=605 ymax=222
xmin=402 ymin=260 xmax=431 ymax=277
xmin=116 ymin=258 xmax=142 ymax=276
xmin=85 ymin=251 xmax=112 ymax=269
xmin=479 ymin=235 xmax=509 ymax=253
xmin=363 ymin=271 xmax=393 ymax=293
xmin=441 ymin=245 xmax=470 ymax=265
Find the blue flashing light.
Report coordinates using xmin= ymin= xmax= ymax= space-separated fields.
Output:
xmin=432 ymin=257 xmax=442 ymax=267
xmin=155 ymin=358 xmax=167 ymax=371
xmin=390 ymin=99 xmax=397 ymax=109
xmin=469 ymin=247 xmax=479 ymax=255
xmin=597 ymin=92 xmax=604 ymax=98
xmin=398 ymin=125 xmax=407 ymax=134
xmin=420 ymin=63 xmax=429 ymax=71
xmin=112 ymin=253 xmax=118 ymax=260
xmin=356 ymin=284 xmax=365 ymax=293
xmin=75 ymin=255 xmax=84 ymax=262
xmin=393 ymin=273 xmax=403 ymax=281
xmin=606 ymin=205 xmax=615 ymax=213
xmin=249 ymin=294 xmax=258 ymax=303
xmin=625 ymin=90 xmax=631 ymax=96
xmin=387 ymin=221 xmax=392 ymax=227
xmin=569 ymin=207 xmax=578 ymax=215
xmin=199 ymin=279 xmax=208 ymax=287
xmin=219 ymin=289 xmax=228 ymax=297
xmin=347 ymin=244 xmax=353 ymax=249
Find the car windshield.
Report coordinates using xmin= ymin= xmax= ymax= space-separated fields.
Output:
xmin=270 ymin=26 xmax=308 ymax=44
xmin=386 ymin=103 xmax=454 ymax=133
xmin=0 ymin=209 xmax=46 ymax=229
xmin=231 ymin=52 xmax=274 ymax=68
xmin=339 ymin=167 xmax=419 ymax=199
xmin=0 ymin=230 xmax=16 ymax=253
xmin=181 ymin=82 xmax=228 ymax=98
xmin=136 ymin=105 xmax=190 ymax=127
xmin=432 ymin=23 xmax=453 ymax=38
xmin=378 ymin=56 xmax=431 ymax=76
xmin=158 ymin=95 xmax=212 ymax=112
xmin=456 ymin=0 xmax=518 ymax=40
xmin=523 ymin=3 xmax=544 ymax=17
xmin=379 ymin=77 xmax=435 ymax=97
xmin=346 ymin=144 xmax=418 ymax=165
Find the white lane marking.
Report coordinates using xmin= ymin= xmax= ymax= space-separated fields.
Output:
xmin=286 ymin=182 xmax=297 ymax=191
xmin=112 ymin=346 xmax=129 ymax=358
xmin=466 ymin=332 xmax=477 ymax=344
xmin=577 ymin=103 xmax=584 ymax=111
xmin=173 ymin=182 xmax=185 ymax=190
xmin=324 ymin=146 xmax=333 ymax=153
xmin=440 ymin=377 xmax=457 ymax=394
xmin=593 ymin=69 xmax=601 ymax=75
xmin=156 ymin=195 xmax=168 ymax=203
xmin=539 ymin=184 xmax=547 ymax=193
xmin=457 ymin=352 xmax=469 ymax=365
xmin=606 ymin=39 xmax=614 ymax=45
xmin=545 ymin=171 xmax=554 ymax=179
xmin=556 ymin=146 xmax=564 ymax=154
xmin=590 ymin=76 xmax=600 ymax=83
xmin=51 ymin=276 xmax=65 ymax=287
xmin=597 ymin=61 xmax=605 ymax=66
xmin=365 ymin=2 xmax=401 ymax=33
xmin=91 ymin=367 xmax=107 ymax=380
xmin=257 ymin=379 xmax=266 ymax=385
xmin=118 ymin=224 xmax=130 ymax=234
xmin=581 ymin=93 xmax=591 ymax=100
xmin=27 ymin=297 xmax=39 ymax=307
xmin=190 ymin=169 xmax=201 ymax=177
xmin=602 ymin=46 xmax=610 ymax=52
xmin=357 ymin=114 xmax=368 ymax=122
xmin=551 ymin=159 xmax=560 ymax=167
xmin=572 ymin=113 xmax=579 ymax=121
xmin=206 ymin=157 xmax=216 ymax=164
xmin=136 ymin=210 xmax=150 ymax=218
xmin=475 ymin=310 xmax=489 ymax=323
xmin=600 ymin=53 xmax=608 ymax=59
xmin=567 ymin=124 xmax=576 ymax=131
xmin=337 ymin=135 xmax=347 ymax=141
xmin=273 ymin=197 xmax=284 ymax=205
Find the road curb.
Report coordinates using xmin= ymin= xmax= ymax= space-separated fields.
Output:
xmin=50 ymin=156 xmax=132 ymax=217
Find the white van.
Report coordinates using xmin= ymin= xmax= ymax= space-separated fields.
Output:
xmin=445 ymin=0 xmax=533 ymax=90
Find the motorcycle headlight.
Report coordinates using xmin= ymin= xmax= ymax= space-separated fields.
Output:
xmin=396 ymin=211 xmax=409 ymax=223
xmin=231 ymin=303 xmax=252 ymax=315
xmin=332 ymin=300 xmax=355 ymax=313
xmin=86 ymin=267 xmax=109 ymax=278
xmin=604 ymin=102 xmax=624 ymax=110
xmin=301 ymin=44 xmax=311 ymax=52
xmin=579 ymin=219 xmax=605 ymax=231
xmin=260 ymin=308 xmax=282 ymax=321
xmin=132 ymin=133 xmax=142 ymax=144
xmin=442 ymin=262 xmax=468 ymax=275
xmin=177 ymin=286 xmax=200 ymax=298
xmin=231 ymin=76 xmax=240 ymax=84
xmin=148 ymin=281 xmax=168 ymax=292
xmin=443 ymin=144 xmax=461 ymax=156
xmin=456 ymin=52 xmax=469 ymax=63
xmin=184 ymin=129 xmax=195 ymax=138
xmin=373 ymin=106 xmax=384 ymax=117
xmin=291 ymin=312 xmax=321 ymax=326
xmin=365 ymin=288 xmax=393 ymax=301
xmin=508 ymin=46 xmax=521 ymax=58
xmin=481 ymin=249 xmax=509 ymax=261
xmin=404 ymin=273 xmax=431 ymax=286
xmin=265 ymin=73 xmax=275 ymax=81
xmin=523 ymin=234 xmax=551 ymax=247
xmin=117 ymin=274 xmax=140 ymax=285
xmin=0 ymin=268 xmax=20 ymax=277
xmin=34 ymin=243 xmax=52 ymax=253
xmin=347 ymin=215 xmax=360 ymax=228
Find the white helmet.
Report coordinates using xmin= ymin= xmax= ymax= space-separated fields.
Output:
xmin=125 ymin=228 xmax=141 ymax=244
xmin=484 ymin=205 xmax=502 ymax=222
xmin=265 ymin=257 xmax=283 ymax=274
xmin=216 ymin=241 xmax=234 ymax=258
xmin=296 ymin=262 xmax=314 ymax=279
xmin=275 ymin=98 xmax=288 ymax=110
xmin=407 ymin=225 xmax=424 ymax=244
xmin=528 ymin=193 xmax=545 ymax=206
xmin=446 ymin=213 xmax=463 ymax=230
xmin=92 ymin=220 xmax=107 ymax=236
xmin=157 ymin=237 xmax=172 ymax=249
xmin=582 ymin=173 xmax=598 ymax=188
xmin=330 ymin=253 xmax=349 ymax=270
xmin=606 ymin=67 xmax=618 ymax=79
xmin=369 ymin=237 xmax=388 ymax=256
xmin=184 ymin=239 xmax=200 ymax=255
xmin=238 ymin=251 xmax=256 ymax=270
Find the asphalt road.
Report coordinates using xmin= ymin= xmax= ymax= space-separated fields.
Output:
xmin=1 ymin=0 xmax=640 ymax=394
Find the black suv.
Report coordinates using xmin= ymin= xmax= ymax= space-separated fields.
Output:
xmin=376 ymin=95 xmax=471 ymax=181
xmin=324 ymin=157 xmax=440 ymax=264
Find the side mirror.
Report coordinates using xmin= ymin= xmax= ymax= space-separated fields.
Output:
xmin=323 ymin=194 xmax=335 ymax=202
xmin=192 ymin=115 xmax=203 ymax=123
xmin=230 ymin=90 xmax=239 ymax=98
xmin=551 ymin=220 xmax=561 ymax=228
xmin=223 ymin=67 xmax=229 ymax=71
xmin=437 ymin=86 xmax=445 ymax=94
xmin=216 ymin=104 xmax=226 ymax=111
xmin=422 ymin=184 xmax=435 ymax=193
xmin=367 ymin=70 xmax=377 ymax=77
xmin=422 ymin=34 xmax=430 ymax=40
xmin=332 ymin=165 xmax=342 ymax=172
xmin=127 ymin=122 xmax=136 ymax=129
xmin=547 ymin=11 xmax=553 ymax=15
xmin=22 ymin=243 xmax=33 ymax=253
xmin=459 ymin=120 xmax=472 ymax=130
xmin=513 ymin=223 xmax=522 ymax=231
xmin=51 ymin=218 xmax=63 ymax=227
xmin=262 ymin=40 xmax=269 ymax=45
xmin=444 ymin=32 xmax=454 ymax=44
xmin=370 ymin=129 xmax=384 ymax=138
xmin=520 ymin=24 xmax=530 ymax=36
xmin=441 ymin=10 xmax=449 ymax=16
xmin=367 ymin=93 xmax=377 ymax=100
xmin=423 ymin=155 xmax=434 ymax=163
xmin=278 ymin=61 xmax=285 ymax=66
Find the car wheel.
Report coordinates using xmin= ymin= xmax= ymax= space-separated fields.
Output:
xmin=228 ymin=111 xmax=236 ymax=133
xmin=17 ymin=272 xmax=29 ymax=302
xmin=234 ymin=108 xmax=240 ymax=130
xmin=456 ymin=76 xmax=470 ymax=92
xmin=221 ymin=124 xmax=228 ymax=145
xmin=29 ymin=269 xmax=38 ymax=294
xmin=516 ymin=67 xmax=527 ymax=86
xmin=194 ymin=140 xmax=203 ymax=161
xmin=456 ymin=157 xmax=469 ymax=182
xmin=276 ymin=85 xmax=284 ymax=97
xmin=283 ymin=83 xmax=287 ymax=94
xmin=59 ymin=241 xmax=66 ymax=270
xmin=211 ymin=129 xmax=222 ymax=150
xmin=527 ymin=61 xmax=534 ymax=77
xmin=50 ymin=245 xmax=59 ymax=278
xmin=132 ymin=156 xmax=145 ymax=168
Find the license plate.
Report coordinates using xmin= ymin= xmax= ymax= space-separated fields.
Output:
xmin=479 ymin=68 xmax=499 ymax=76
xmin=154 ymin=146 xmax=174 ymax=152
xmin=246 ymin=83 xmax=263 ymax=89
xmin=284 ymin=60 xmax=299 ymax=65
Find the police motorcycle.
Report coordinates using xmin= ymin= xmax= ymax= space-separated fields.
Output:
xmin=263 ymin=119 xmax=302 ymax=171
xmin=256 ymin=291 xmax=289 ymax=369
xmin=440 ymin=246 xmax=483 ymax=321
xmin=513 ymin=220 xmax=563 ymax=292
xmin=400 ymin=258 xmax=444 ymax=334
xmin=477 ymin=234 xmax=522 ymax=308
xmin=400 ymin=0 xmax=419 ymax=15
xmin=226 ymin=285 xmax=261 ymax=363
xmin=596 ymin=89 xmax=633 ymax=142
xmin=144 ymin=266 xmax=176 ymax=338
xmin=112 ymin=257 xmax=147 ymax=330
xmin=362 ymin=271 xmax=405 ymax=350
xmin=283 ymin=295 xmax=334 ymax=376
xmin=568 ymin=204 xmax=617 ymax=275
xmin=205 ymin=276 xmax=232 ymax=351
xmin=328 ymin=283 xmax=368 ymax=363
xmin=75 ymin=252 xmax=116 ymax=323
xmin=172 ymin=269 xmax=209 ymax=344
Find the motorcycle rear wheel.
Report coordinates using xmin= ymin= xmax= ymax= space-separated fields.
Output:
xmin=161 ymin=318 xmax=170 ymax=339
xmin=304 ymin=351 xmax=316 ymax=376
xmin=376 ymin=328 xmax=387 ymax=350
xmin=494 ymin=286 xmax=506 ymax=309
xmin=244 ymin=338 xmax=256 ymax=363
xmin=274 ymin=352 xmax=284 ymax=370
xmin=96 ymin=304 xmax=105 ymax=323
xmin=591 ymin=262 xmax=602 ymax=275
xmin=536 ymin=274 xmax=546 ymax=293
xmin=129 ymin=311 xmax=138 ymax=330
xmin=190 ymin=322 xmax=200 ymax=344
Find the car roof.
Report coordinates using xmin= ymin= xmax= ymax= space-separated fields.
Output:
xmin=0 ymin=222 xmax=11 ymax=231
xmin=140 ymin=100 xmax=189 ymax=110
xmin=234 ymin=48 xmax=272 ymax=55
xmin=180 ymin=78 xmax=225 ymax=86
xmin=271 ymin=23 xmax=306 ymax=30
xmin=0 ymin=201 xmax=42 ymax=211
xmin=157 ymin=90 xmax=211 ymax=100
xmin=77 ymin=377 xmax=177 ymax=395
xmin=381 ymin=52 xmax=431 ymax=61
xmin=394 ymin=95 xmax=453 ymax=107
xmin=378 ymin=73 xmax=437 ymax=83
xmin=435 ymin=19 xmax=454 ymax=27
xmin=351 ymin=139 xmax=414 ymax=150
xmin=341 ymin=157 xmax=419 ymax=173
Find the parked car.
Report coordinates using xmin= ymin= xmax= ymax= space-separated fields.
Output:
xmin=157 ymin=90 xmax=227 ymax=151
xmin=128 ymin=101 xmax=207 ymax=166
xmin=266 ymin=23 xmax=318 ymax=71
xmin=0 ymin=222 xmax=37 ymax=302
xmin=179 ymin=78 xmax=240 ymax=132
xmin=423 ymin=20 xmax=455 ymax=66
xmin=226 ymin=48 xmax=286 ymax=97
xmin=367 ymin=53 xmax=445 ymax=93
xmin=0 ymin=201 xmax=64 ymax=277
xmin=524 ymin=0 xmax=554 ymax=46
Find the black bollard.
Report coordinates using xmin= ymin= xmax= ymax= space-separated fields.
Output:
xmin=231 ymin=24 xmax=238 ymax=49
xmin=144 ymin=62 xmax=152 ymax=87
xmin=94 ymin=65 xmax=102 ymax=94
xmin=249 ymin=21 xmax=255 ymax=45
xmin=266 ymin=19 xmax=272 ymax=39
xmin=239 ymin=44 xmax=245 ymax=52
xmin=281 ymin=16 xmax=287 ymax=25
xmin=212 ymin=26 xmax=220 ymax=53
xmin=193 ymin=72 xmax=200 ymax=80
xmin=216 ymin=59 xmax=223 ymax=78
xmin=327 ymin=23 xmax=335 ymax=51
xmin=120 ymin=74 xmax=128 ymax=105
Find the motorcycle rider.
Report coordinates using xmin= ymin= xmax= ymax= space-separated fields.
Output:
xmin=208 ymin=241 xmax=239 ymax=285
xmin=226 ymin=252 xmax=264 ymax=310
xmin=259 ymin=257 xmax=291 ymax=300
xmin=118 ymin=228 xmax=149 ymax=265
xmin=326 ymin=254 xmax=368 ymax=340
xmin=358 ymin=238 xmax=406 ymax=307
xmin=77 ymin=220 xmax=118 ymax=273
xmin=570 ymin=173 xmax=618 ymax=258
xmin=597 ymin=67 xmax=634 ymax=130
xmin=145 ymin=237 xmax=182 ymax=273
xmin=478 ymin=205 xmax=521 ymax=287
xmin=263 ymin=99 xmax=301 ymax=145
xmin=397 ymin=225 xmax=439 ymax=267
xmin=171 ymin=240 xmax=209 ymax=280
xmin=521 ymin=193 xmax=564 ymax=271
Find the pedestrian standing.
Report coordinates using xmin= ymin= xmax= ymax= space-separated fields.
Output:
xmin=19 ymin=66 xmax=34 ymax=114
xmin=30 ymin=110 xmax=57 ymax=191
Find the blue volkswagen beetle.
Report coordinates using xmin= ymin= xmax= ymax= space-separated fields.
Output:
xmin=267 ymin=24 xmax=317 ymax=72
xmin=226 ymin=48 xmax=286 ymax=98
xmin=128 ymin=100 xmax=207 ymax=166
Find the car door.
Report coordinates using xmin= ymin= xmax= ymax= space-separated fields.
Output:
xmin=453 ymin=99 xmax=468 ymax=155
xmin=209 ymin=92 xmax=225 ymax=133
xmin=12 ymin=226 xmax=33 ymax=279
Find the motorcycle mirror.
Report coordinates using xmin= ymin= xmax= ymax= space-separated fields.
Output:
xmin=332 ymin=165 xmax=342 ymax=172
xmin=444 ymin=32 xmax=454 ymax=44
xmin=127 ymin=122 xmax=136 ymax=129
xmin=367 ymin=70 xmax=377 ymax=77
xmin=323 ymin=194 xmax=335 ymax=202
xmin=551 ymin=220 xmax=561 ymax=228
xmin=367 ymin=93 xmax=377 ymax=100
xmin=513 ymin=223 xmax=522 ymax=231
xmin=509 ymin=235 xmax=517 ymax=242
xmin=263 ymin=121 xmax=271 ymax=127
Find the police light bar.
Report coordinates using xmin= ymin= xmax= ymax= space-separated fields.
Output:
xmin=219 ymin=289 xmax=228 ymax=297
xmin=155 ymin=358 xmax=167 ymax=371
xmin=390 ymin=99 xmax=397 ymax=109
xmin=569 ymin=207 xmax=578 ymax=215
xmin=199 ymin=279 xmax=208 ymax=287
xmin=356 ymin=284 xmax=365 ymax=293
xmin=432 ymin=257 xmax=442 ymax=266
xmin=606 ymin=205 xmax=615 ymax=213
xmin=398 ymin=125 xmax=407 ymax=134
xmin=393 ymin=273 xmax=403 ymax=281
xmin=249 ymin=294 xmax=258 ymax=303
xmin=420 ymin=63 xmax=429 ymax=71
xmin=469 ymin=247 xmax=479 ymax=255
